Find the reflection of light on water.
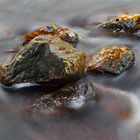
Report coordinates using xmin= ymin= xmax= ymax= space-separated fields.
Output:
xmin=117 ymin=89 xmax=140 ymax=140
xmin=10 ymin=82 xmax=39 ymax=89
xmin=66 ymin=95 xmax=85 ymax=109
xmin=94 ymin=84 xmax=140 ymax=140
xmin=123 ymin=93 xmax=140 ymax=128
xmin=117 ymin=89 xmax=140 ymax=139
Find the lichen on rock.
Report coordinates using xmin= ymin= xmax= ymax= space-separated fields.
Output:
xmin=23 ymin=24 xmax=79 ymax=47
xmin=0 ymin=35 xmax=85 ymax=86
xmin=87 ymin=46 xmax=135 ymax=74
xmin=101 ymin=15 xmax=140 ymax=37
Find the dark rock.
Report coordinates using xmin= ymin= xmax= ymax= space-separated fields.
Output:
xmin=31 ymin=80 xmax=96 ymax=114
xmin=101 ymin=15 xmax=140 ymax=37
xmin=0 ymin=35 xmax=85 ymax=86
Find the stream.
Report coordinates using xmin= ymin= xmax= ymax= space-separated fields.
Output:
xmin=0 ymin=0 xmax=140 ymax=140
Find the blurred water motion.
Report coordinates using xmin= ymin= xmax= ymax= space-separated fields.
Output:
xmin=0 ymin=0 xmax=140 ymax=140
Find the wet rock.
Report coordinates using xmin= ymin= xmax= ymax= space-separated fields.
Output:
xmin=23 ymin=24 xmax=79 ymax=47
xmin=101 ymin=15 xmax=140 ymax=37
xmin=87 ymin=46 xmax=135 ymax=74
xmin=0 ymin=35 xmax=85 ymax=86
xmin=31 ymin=80 xmax=96 ymax=114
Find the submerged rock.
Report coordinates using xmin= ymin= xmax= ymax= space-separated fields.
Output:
xmin=31 ymin=80 xmax=96 ymax=114
xmin=101 ymin=15 xmax=140 ymax=37
xmin=0 ymin=35 xmax=85 ymax=86
xmin=87 ymin=46 xmax=135 ymax=74
xmin=23 ymin=24 xmax=79 ymax=47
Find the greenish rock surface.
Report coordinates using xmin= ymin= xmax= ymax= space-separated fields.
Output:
xmin=0 ymin=35 xmax=85 ymax=86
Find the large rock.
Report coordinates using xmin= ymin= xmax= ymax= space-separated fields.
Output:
xmin=0 ymin=35 xmax=85 ymax=86
xmin=87 ymin=46 xmax=135 ymax=74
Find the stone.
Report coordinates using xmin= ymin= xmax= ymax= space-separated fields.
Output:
xmin=101 ymin=15 xmax=140 ymax=37
xmin=0 ymin=35 xmax=85 ymax=86
xmin=23 ymin=24 xmax=79 ymax=47
xmin=87 ymin=46 xmax=135 ymax=74
xmin=31 ymin=80 xmax=96 ymax=113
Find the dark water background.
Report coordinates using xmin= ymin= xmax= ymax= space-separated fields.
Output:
xmin=0 ymin=0 xmax=140 ymax=140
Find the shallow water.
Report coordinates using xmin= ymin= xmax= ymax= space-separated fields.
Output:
xmin=0 ymin=0 xmax=140 ymax=140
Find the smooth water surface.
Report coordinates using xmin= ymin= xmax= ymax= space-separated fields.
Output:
xmin=0 ymin=0 xmax=140 ymax=140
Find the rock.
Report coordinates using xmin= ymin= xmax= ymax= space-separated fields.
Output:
xmin=31 ymin=80 xmax=96 ymax=113
xmin=0 ymin=35 xmax=85 ymax=86
xmin=87 ymin=46 xmax=135 ymax=74
xmin=101 ymin=15 xmax=140 ymax=37
xmin=23 ymin=24 xmax=79 ymax=47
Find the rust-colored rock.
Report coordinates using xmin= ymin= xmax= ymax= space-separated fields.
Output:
xmin=23 ymin=24 xmax=79 ymax=47
xmin=101 ymin=15 xmax=140 ymax=37
xmin=87 ymin=46 xmax=135 ymax=74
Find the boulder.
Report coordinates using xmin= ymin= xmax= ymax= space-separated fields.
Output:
xmin=0 ymin=35 xmax=85 ymax=86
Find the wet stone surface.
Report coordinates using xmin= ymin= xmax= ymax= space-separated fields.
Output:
xmin=23 ymin=24 xmax=79 ymax=47
xmin=31 ymin=80 xmax=96 ymax=115
xmin=87 ymin=46 xmax=135 ymax=74
xmin=0 ymin=35 xmax=85 ymax=86
xmin=101 ymin=15 xmax=140 ymax=37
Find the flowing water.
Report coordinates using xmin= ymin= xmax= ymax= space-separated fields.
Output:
xmin=0 ymin=0 xmax=140 ymax=140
